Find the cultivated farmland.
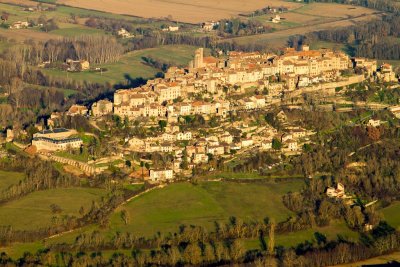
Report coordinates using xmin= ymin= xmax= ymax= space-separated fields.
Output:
xmin=228 ymin=3 xmax=381 ymax=48
xmin=57 ymin=0 xmax=303 ymax=23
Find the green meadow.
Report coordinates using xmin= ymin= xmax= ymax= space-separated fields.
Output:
xmin=0 ymin=170 xmax=25 ymax=191
xmin=42 ymin=45 xmax=202 ymax=84
xmin=382 ymin=202 xmax=400 ymax=230
xmin=108 ymin=180 xmax=303 ymax=236
xmin=0 ymin=188 xmax=107 ymax=230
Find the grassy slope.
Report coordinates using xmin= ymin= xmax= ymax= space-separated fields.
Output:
xmin=51 ymin=23 xmax=105 ymax=37
xmin=0 ymin=188 xmax=107 ymax=230
xmin=108 ymin=180 xmax=303 ymax=236
xmin=382 ymin=202 xmax=400 ymax=230
xmin=42 ymin=45 xmax=201 ymax=84
xmin=1 ymin=180 xmax=360 ymax=259
xmin=0 ymin=170 xmax=24 ymax=191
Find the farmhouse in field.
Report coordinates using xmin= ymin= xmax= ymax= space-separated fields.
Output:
xmin=162 ymin=25 xmax=179 ymax=32
xmin=271 ymin=15 xmax=281 ymax=23
xmin=117 ymin=28 xmax=134 ymax=38
xmin=202 ymin=21 xmax=218 ymax=31
xmin=66 ymin=59 xmax=90 ymax=72
xmin=326 ymin=183 xmax=346 ymax=198
xmin=10 ymin=21 xmax=29 ymax=29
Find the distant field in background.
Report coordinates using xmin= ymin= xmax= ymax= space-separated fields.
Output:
xmin=0 ymin=188 xmax=107 ymax=230
xmin=0 ymin=2 xmax=157 ymax=41
xmin=57 ymin=0 xmax=302 ymax=23
xmin=0 ymin=0 xmax=44 ymax=5
xmin=41 ymin=45 xmax=202 ymax=84
xmin=228 ymin=3 xmax=380 ymax=48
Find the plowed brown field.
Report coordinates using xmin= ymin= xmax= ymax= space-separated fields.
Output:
xmin=58 ymin=0 xmax=303 ymax=23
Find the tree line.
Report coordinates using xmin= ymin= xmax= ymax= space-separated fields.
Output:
xmin=1 ymin=217 xmax=400 ymax=266
xmin=293 ymin=14 xmax=400 ymax=60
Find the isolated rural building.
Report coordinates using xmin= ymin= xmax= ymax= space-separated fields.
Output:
xmin=10 ymin=21 xmax=29 ymax=29
xmin=149 ymin=169 xmax=174 ymax=182
xmin=117 ymin=28 xmax=134 ymax=38
xmin=66 ymin=59 xmax=90 ymax=72
xmin=326 ymin=183 xmax=346 ymax=198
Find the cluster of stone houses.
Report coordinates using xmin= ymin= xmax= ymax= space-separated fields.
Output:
xmin=125 ymin=117 xmax=312 ymax=180
xmin=27 ymin=46 xmax=397 ymax=182
xmin=101 ymin=46 xmax=384 ymax=123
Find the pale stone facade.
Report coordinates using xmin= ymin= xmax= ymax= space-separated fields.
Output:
xmin=92 ymin=100 xmax=113 ymax=116
xmin=149 ymin=169 xmax=174 ymax=182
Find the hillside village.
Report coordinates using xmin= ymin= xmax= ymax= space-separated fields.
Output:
xmin=3 ymin=45 xmax=399 ymax=183
xmin=2 ymin=0 xmax=400 ymax=264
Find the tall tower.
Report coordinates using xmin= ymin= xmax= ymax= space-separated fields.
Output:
xmin=194 ymin=48 xmax=204 ymax=68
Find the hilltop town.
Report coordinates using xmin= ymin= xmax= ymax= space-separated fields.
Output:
xmin=4 ymin=45 xmax=397 ymax=183
xmin=2 ymin=0 xmax=400 ymax=264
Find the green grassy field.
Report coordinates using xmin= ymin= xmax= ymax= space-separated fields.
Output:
xmin=51 ymin=23 xmax=105 ymax=37
xmin=107 ymin=180 xmax=303 ymax=236
xmin=42 ymin=45 xmax=201 ymax=84
xmin=382 ymin=202 xmax=400 ymax=230
xmin=0 ymin=170 xmax=25 ymax=191
xmin=1 ymin=180 xmax=359 ymax=259
xmin=310 ymin=41 xmax=346 ymax=52
xmin=0 ymin=188 xmax=107 ymax=230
